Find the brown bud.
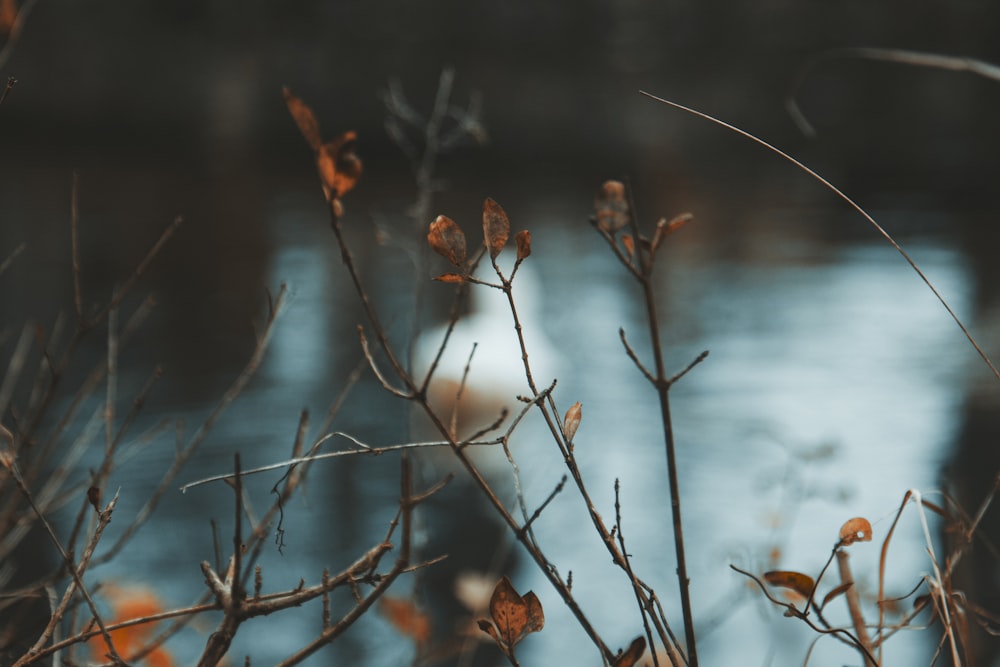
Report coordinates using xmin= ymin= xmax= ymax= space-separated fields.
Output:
xmin=87 ymin=486 xmax=101 ymax=512
xmin=515 ymin=230 xmax=532 ymax=260
xmin=563 ymin=402 xmax=582 ymax=442
xmin=594 ymin=180 xmax=630 ymax=232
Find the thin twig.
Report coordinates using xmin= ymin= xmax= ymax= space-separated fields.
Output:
xmin=640 ymin=90 xmax=1000 ymax=384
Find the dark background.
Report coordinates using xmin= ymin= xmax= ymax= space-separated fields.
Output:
xmin=2 ymin=1 xmax=1000 ymax=665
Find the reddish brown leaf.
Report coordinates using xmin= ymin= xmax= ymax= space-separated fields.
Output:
xmin=433 ymin=272 xmax=466 ymax=283
xmin=764 ymin=570 xmax=815 ymax=600
xmin=652 ymin=213 xmax=694 ymax=252
xmin=483 ymin=576 xmax=544 ymax=653
xmin=379 ymin=596 xmax=432 ymax=646
xmin=612 ymin=636 xmax=647 ymax=667
xmin=563 ymin=402 xmax=582 ymax=442
xmin=515 ymin=229 xmax=532 ymax=261
xmin=317 ymin=131 xmax=362 ymax=199
xmin=594 ymin=180 xmax=630 ymax=232
xmin=283 ymin=87 xmax=323 ymax=151
xmin=482 ymin=198 xmax=510 ymax=259
xmin=839 ymin=517 xmax=872 ymax=546
xmin=478 ymin=618 xmax=499 ymax=642
xmin=521 ymin=591 xmax=544 ymax=635
xmin=428 ymin=215 xmax=467 ymax=267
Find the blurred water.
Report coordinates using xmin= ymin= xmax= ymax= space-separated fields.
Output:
xmin=78 ymin=193 xmax=981 ymax=666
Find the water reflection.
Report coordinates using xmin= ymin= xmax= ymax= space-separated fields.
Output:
xmin=84 ymin=198 xmax=975 ymax=666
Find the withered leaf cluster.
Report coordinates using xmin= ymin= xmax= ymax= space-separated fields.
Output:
xmin=283 ymin=87 xmax=362 ymax=216
xmin=427 ymin=198 xmax=531 ymax=281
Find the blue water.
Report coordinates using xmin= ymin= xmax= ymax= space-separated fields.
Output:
xmin=77 ymin=197 xmax=980 ymax=666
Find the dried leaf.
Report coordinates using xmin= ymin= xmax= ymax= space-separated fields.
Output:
xmin=621 ymin=234 xmax=635 ymax=257
xmin=481 ymin=576 xmax=544 ymax=653
xmin=651 ymin=213 xmax=694 ymax=253
xmin=521 ymin=591 xmax=544 ymax=635
xmin=317 ymin=131 xmax=362 ymax=199
xmin=594 ymin=180 xmax=630 ymax=232
xmin=428 ymin=215 xmax=467 ymax=267
xmin=379 ymin=596 xmax=432 ymax=646
xmin=839 ymin=517 xmax=872 ymax=546
xmin=433 ymin=272 xmax=465 ymax=283
xmin=612 ymin=636 xmax=647 ymax=667
xmin=482 ymin=197 xmax=510 ymax=259
xmin=283 ymin=87 xmax=323 ymax=151
xmin=563 ymin=402 xmax=582 ymax=442
xmin=515 ymin=229 xmax=532 ymax=260
xmin=820 ymin=582 xmax=854 ymax=610
xmin=478 ymin=618 xmax=498 ymax=642
xmin=763 ymin=570 xmax=815 ymax=600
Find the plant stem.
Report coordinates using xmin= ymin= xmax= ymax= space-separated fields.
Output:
xmin=640 ymin=274 xmax=698 ymax=666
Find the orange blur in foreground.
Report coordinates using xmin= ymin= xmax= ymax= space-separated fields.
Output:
xmin=87 ymin=586 xmax=173 ymax=667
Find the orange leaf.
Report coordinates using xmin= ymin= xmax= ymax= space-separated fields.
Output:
xmin=563 ymin=402 xmax=582 ymax=442
xmin=839 ymin=517 xmax=872 ymax=546
xmin=428 ymin=215 xmax=467 ymax=267
xmin=317 ymin=131 xmax=362 ymax=199
xmin=482 ymin=576 xmax=544 ymax=653
xmin=521 ymin=591 xmax=544 ymax=635
xmin=594 ymin=180 xmax=630 ymax=232
xmin=379 ymin=596 xmax=432 ymax=646
xmin=763 ymin=570 xmax=815 ymax=600
xmin=282 ymin=87 xmax=323 ymax=151
xmin=514 ymin=230 xmax=532 ymax=261
xmin=652 ymin=213 xmax=693 ymax=252
xmin=482 ymin=198 xmax=510 ymax=259
xmin=612 ymin=636 xmax=647 ymax=667
xmin=433 ymin=272 xmax=465 ymax=283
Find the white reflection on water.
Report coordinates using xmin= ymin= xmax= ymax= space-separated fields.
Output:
xmin=99 ymin=206 xmax=975 ymax=665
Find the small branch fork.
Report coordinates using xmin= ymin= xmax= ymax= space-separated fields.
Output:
xmin=192 ymin=454 xmax=440 ymax=667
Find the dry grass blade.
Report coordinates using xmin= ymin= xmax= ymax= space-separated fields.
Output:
xmin=639 ymin=90 xmax=1000 ymax=384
